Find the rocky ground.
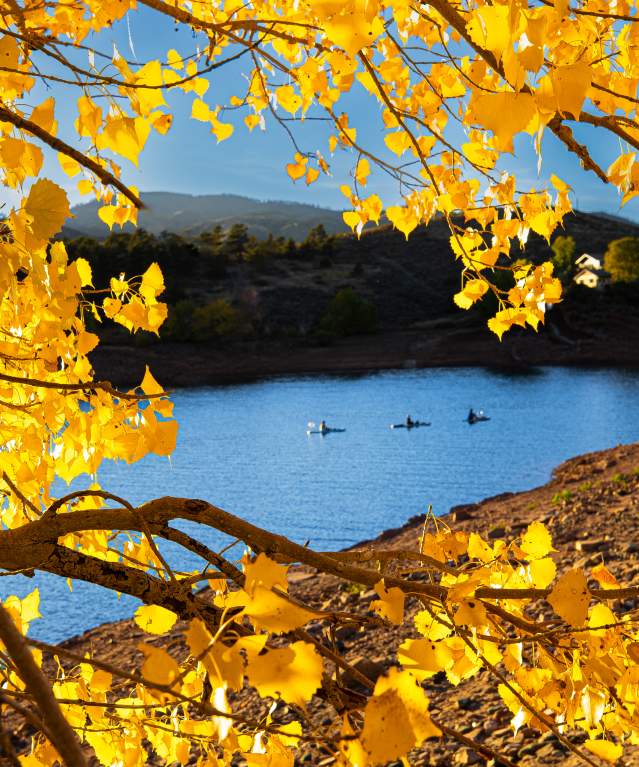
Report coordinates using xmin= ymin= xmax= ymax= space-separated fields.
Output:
xmin=10 ymin=442 xmax=639 ymax=765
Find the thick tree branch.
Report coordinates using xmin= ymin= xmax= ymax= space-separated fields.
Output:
xmin=0 ymin=371 xmax=167 ymax=400
xmin=0 ymin=605 xmax=87 ymax=767
xmin=39 ymin=544 xmax=228 ymax=628
xmin=3 ymin=497 xmax=636 ymax=605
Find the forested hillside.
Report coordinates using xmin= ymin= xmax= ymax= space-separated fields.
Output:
xmin=68 ymin=210 xmax=639 ymax=347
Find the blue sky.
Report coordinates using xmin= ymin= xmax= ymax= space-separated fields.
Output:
xmin=30 ymin=6 xmax=639 ymax=220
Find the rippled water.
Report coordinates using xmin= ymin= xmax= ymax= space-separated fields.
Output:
xmin=7 ymin=366 xmax=639 ymax=641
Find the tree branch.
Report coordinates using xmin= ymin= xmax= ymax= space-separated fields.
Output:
xmin=0 ymin=104 xmax=143 ymax=208
xmin=0 ymin=605 xmax=87 ymax=767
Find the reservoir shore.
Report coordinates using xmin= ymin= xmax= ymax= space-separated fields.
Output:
xmin=91 ymin=321 xmax=639 ymax=389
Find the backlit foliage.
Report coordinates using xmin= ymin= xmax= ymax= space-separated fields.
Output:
xmin=0 ymin=0 xmax=639 ymax=765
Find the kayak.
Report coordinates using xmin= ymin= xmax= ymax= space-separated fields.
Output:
xmin=307 ymin=428 xmax=346 ymax=434
xmin=467 ymin=415 xmax=490 ymax=424
xmin=390 ymin=421 xmax=431 ymax=429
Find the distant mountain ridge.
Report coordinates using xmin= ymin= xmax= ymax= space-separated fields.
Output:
xmin=64 ymin=192 xmax=350 ymax=241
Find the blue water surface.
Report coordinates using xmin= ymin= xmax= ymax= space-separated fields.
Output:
xmin=7 ymin=366 xmax=639 ymax=641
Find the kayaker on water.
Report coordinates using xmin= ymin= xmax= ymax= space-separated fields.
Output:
xmin=468 ymin=408 xmax=476 ymax=422
xmin=319 ymin=420 xmax=328 ymax=433
xmin=406 ymin=415 xmax=415 ymax=427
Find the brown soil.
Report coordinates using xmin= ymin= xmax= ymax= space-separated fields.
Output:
xmin=11 ymin=442 xmax=639 ymax=765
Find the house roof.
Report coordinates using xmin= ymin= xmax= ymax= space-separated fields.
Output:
xmin=575 ymin=253 xmax=602 ymax=266
xmin=574 ymin=267 xmax=609 ymax=279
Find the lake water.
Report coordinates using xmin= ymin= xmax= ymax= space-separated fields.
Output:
xmin=7 ymin=366 xmax=639 ymax=641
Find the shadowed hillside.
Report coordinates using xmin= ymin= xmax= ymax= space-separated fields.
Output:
xmin=66 ymin=208 xmax=639 ymax=386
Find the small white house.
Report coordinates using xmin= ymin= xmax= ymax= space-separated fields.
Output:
xmin=573 ymin=253 xmax=609 ymax=289
xmin=574 ymin=268 xmax=601 ymax=289
xmin=575 ymin=253 xmax=602 ymax=271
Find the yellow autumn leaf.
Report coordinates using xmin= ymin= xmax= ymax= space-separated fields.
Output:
xmin=186 ymin=619 xmax=266 ymax=690
xmin=239 ymin=553 xmax=318 ymax=631
xmin=343 ymin=210 xmax=362 ymax=232
xmin=591 ymin=563 xmax=620 ymax=590
xmin=468 ymin=92 xmax=537 ymax=151
xmin=77 ymin=178 xmax=94 ymax=195
xmin=584 ymin=740 xmax=623 ymax=763
xmin=551 ymin=62 xmax=591 ymax=118
xmin=191 ymin=98 xmax=211 ymax=122
xmin=90 ymin=669 xmax=112 ymax=693
xmin=588 ymin=603 xmax=616 ymax=630
xmin=0 ymin=138 xmax=43 ymax=185
xmin=550 ymin=174 xmax=571 ymax=193
xmin=244 ymin=113 xmax=262 ymax=131
xmin=318 ymin=7 xmax=384 ymax=58
xmin=103 ymin=297 xmax=122 ymax=318
xmin=488 ymin=307 xmax=526 ymax=340
xmin=97 ymin=115 xmax=150 ymax=166
xmin=361 ymin=669 xmax=440 ymax=764
xmin=355 ymin=157 xmax=370 ymax=186
xmin=414 ymin=610 xmax=452 ymax=641
xmin=75 ymin=95 xmax=103 ymax=137
xmin=98 ymin=205 xmax=118 ymax=229
xmin=467 ymin=532 xmax=494 ymax=563
xmin=30 ymin=97 xmax=57 ymax=135
xmin=276 ymin=84 xmax=302 ymax=115
xmin=520 ymin=521 xmax=553 ymax=560
xmin=243 ymin=552 xmax=285 ymax=587
xmin=453 ymin=279 xmax=489 ymax=310
xmin=371 ymin=579 xmax=405 ymax=625
xmin=74 ymin=257 xmax=93 ymax=287
xmin=4 ymin=589 xmax=41 ymax=634
xmin=385 ymin=130 xmax=412 ymax=157
xmin=24 ymin=179 xmax=70 ymax=242
xmin=467 ymin=5 xmax=512 ymax=63
xmin=548 ymin=569 xmax=590 ymax=627
xmin=166 ymin=48 xmax=183 ymax=70
xmin=243 ymin=586 xmax=317 ymax=632
xmin=305 ymin=166 xmax=320 ymax=185
xmin=287 ymin=153 xmax=307 ymax=181
xmin=139 ymin=643 xmax=180 ymax=688
xmin=58 ymin=153 xmax=81 ymax=177
xmin=386 ymin=205 xmax=419 ymax=239
xmin=246 ymin=641 xmax=322 ymax=706
xmin=147 ymin=418 xmax=178 ymax=456
xmin=211 ymin=114 xmax=234 ymax=143
xmin=77 ymin=331 xmax=99 ymax=355
xmin=134 ymin=604 xmax=177 ymax=635
xmin=398 ymin=637 xmax=449 ymax=680
xmin=529 ymin=557 xmax=556 ymax=588
xmin=150 ymin=111 xmax=173 ymax=135
xmin=455 ymin=598 xmax=488 ymax=628
xmin=141 ymin=365 xmax=164 ymax=396
xmin=140 ymin=262 xmax=165 ymax=301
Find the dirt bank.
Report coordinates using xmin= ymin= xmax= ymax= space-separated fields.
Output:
xmin=91 ymin=316 xmax=639 ymax=388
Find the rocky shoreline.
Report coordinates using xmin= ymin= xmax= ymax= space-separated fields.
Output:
xmin=91 ymin=319 xmax=639 ymax=388
xmin=7 ymin=441 xmax=634 ymax=765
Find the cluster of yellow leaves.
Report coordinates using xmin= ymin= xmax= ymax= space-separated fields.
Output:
xmin=3 ymin=0 xmax=602 ymax=336
xmin=0 ymin=101 xmax=174 ymax=529
xmin=286 ymin=152 xmax=320 ymax=185
xmin=9 ymin=515 xmax=638 ymax=767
